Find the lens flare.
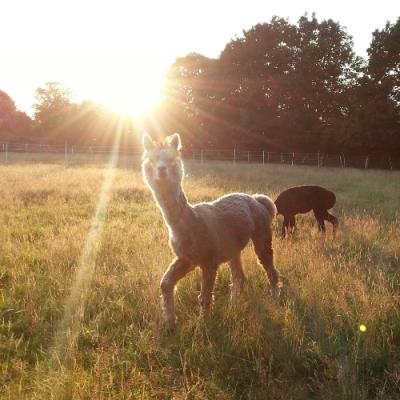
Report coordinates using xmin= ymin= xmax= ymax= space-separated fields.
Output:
xmin=49 ymin=122 xmax=122 ymax=372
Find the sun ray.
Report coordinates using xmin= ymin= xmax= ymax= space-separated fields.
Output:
xmin=164 ymin=86 xmax=280 ymax=147
xmin=48 ymin=118 xmax=122 ymax=376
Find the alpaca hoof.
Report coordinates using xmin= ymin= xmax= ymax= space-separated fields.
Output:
xmin=165 ymin=316 xmax=177 ymax=332
xmin=199 ymin=303 xmax=212 ymax=320
xmin=230 ymin=293 xmax=239 ymax=303
xmin=230 ymin=288 xmax=242 ymax=303
xmin=272 ymin=288 xmax=280 ymax=299
xmin=200 ymin=311 xmax=212 ymax=326
xmin=271 ymin=282 xmax=282 ymax=299
xmin=200 ymin=305 xmax=212 ymax=316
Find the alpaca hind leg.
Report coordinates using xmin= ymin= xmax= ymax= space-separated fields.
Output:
xmin=198 ymin=267 xmax=217 ymax=317
xmin=313 ymin=209 xmax=326 ymax=232
xmin=160 ymin=258 xmax=193 ymax=329
xmin=228 ymin=254 xmax=245 ymax=302
xmin=253 ymin=235 xmax=280 ymax=297
xmin=325 ymin=212 xmax=338 ymax=233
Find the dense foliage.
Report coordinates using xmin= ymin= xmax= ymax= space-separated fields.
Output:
xmin=162 ymin=15 xmax=399 ymax=154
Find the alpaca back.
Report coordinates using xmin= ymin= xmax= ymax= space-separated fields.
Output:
xmin=193 ymin=194 xmax=255 ymax=263
xmin=185 ymin=193 xmax=275 ymax=265
xmin=275 ymin=185 xmax=336 ymax=215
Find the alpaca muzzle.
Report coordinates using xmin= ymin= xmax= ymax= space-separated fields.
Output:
xmin=157 ymin=166 xmax=167 ymax=180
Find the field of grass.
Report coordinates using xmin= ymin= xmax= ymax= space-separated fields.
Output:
xmin=0 ymin=159 xmax=399 ymax=399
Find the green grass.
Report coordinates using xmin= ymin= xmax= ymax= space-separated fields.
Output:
xmin=0 ymin=160 xmax=399 ymax=399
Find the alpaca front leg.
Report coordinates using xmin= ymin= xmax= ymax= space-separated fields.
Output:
xmin=198 ymin=267 xmax=217 ymax=317
xmin=160 ymin=258 xmax=193 ymax=330
xmin=281 ymin=216 xmax=289 ymax=238
xmin=288 ymin=216 xmax=296 ymax=235
xmin=229 ymin=254 xmax=245 ymax=302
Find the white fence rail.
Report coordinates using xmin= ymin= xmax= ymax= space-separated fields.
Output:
xmin=0 ymin=143 xmax=397 ymax=170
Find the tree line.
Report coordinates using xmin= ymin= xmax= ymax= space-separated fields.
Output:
xmin=1 ymin=14 xmax=399 ymax=155
xmin=0 ymin=83 xmax=138 ymax=149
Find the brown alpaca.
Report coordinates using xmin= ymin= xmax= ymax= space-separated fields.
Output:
xmin=275 ymin=185 xmax=338 ymax=238
xmin=142 ymin=133 xmax=280 ymax=330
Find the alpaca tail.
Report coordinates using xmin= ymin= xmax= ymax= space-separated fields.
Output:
xmin=253 ymin=194 xmax=277 ymax=218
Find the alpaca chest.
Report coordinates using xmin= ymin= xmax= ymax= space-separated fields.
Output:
xmin=169 ymin=231 xmax=214 ymax=265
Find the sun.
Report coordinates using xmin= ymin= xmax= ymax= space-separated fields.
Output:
xmin=100 ymin=78 xmax=164 ymax=119
xmin=81 ymin=58 xmax=167 ymax=119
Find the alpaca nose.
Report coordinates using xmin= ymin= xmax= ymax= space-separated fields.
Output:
xmin=158 ymin=166 xmax=167 ymax=178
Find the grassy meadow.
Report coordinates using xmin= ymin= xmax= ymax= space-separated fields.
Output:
xmin=0 ymin=158 xmax=399 ymax=399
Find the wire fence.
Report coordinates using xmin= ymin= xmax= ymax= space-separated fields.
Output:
xmin=0 ymin=143 xmax=398 ymax=170
xmin=189 ymin=149 xmax=399 ymax=170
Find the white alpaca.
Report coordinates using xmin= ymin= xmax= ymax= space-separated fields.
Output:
xmin=142 ymin=133 xmax=280 ymax=329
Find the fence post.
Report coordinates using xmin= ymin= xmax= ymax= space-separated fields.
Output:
xmin=317 ymin=152 xmax=320 ymax=167
xmin=5 ymin=143 xmax=8 ymax=162
xmin=247 ymin=151 xmax=250 ymax=163
xmin=267 ymin=152 xmax=270 ymax=162
xmin=201 ymin=150 xmax=204 ymax=164
xmin=388 ymin=157 xmax=393 ymax=171
xmin=343 ymin=155 xmax=346 ymax=168
xmin=233 ymin=148 xmax=236 ymax=164
xmin=364 ymin=156 xmax=369 ymax=169
xmin=64 ymin=142 xmax=68 ymax=166
xmin=262 ymin=150 xmax=265 ymax=165
xmin=292 ymin=152 xmax=295 ymax=166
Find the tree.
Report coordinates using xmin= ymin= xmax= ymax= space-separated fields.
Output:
xmin=162 ymin=53 xmax=221 ymax=148
xmin=368 ymin=18 xmax=400 ymax=106
xmin=366 ymin=18 xmax=400 ymax=154
xmin=33 ymin=82 xmax=74 ymax=142
xmin=221 ymin=15 xmax=358 ymax=151
xmin=219 ymin=17 xmax=300 ymax=149
xmin=0 ymin=90 xmax=33 ymax=142
xmin=291 ymin=15 xmax=358 ymax=151
xmin=343 ymin=18 xmax=400 ymax=155
xmin=163 ymin=15 xmax=359 ymax=152
xmin=32 ymin=83 xmax=141 ymax=146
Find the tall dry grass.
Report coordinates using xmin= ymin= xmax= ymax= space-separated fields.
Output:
xmin=0 ymin=160 xmax=399 ymax=399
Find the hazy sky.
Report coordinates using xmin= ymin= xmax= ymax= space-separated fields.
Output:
xmin=1 ymin=0 xmax=399 ymax=116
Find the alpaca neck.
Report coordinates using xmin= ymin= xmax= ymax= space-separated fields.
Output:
xmin=154 ymin=184 xmax=191 ymax=231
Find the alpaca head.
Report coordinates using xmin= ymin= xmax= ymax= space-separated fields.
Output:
xmin=142 ymin=132 xmax=184 ymax=194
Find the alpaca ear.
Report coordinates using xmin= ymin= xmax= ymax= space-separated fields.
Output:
xmin=168 ymin=133 xmax=182 ymax=151
xmin=142 ymin=132 xmax=155 ymax=152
